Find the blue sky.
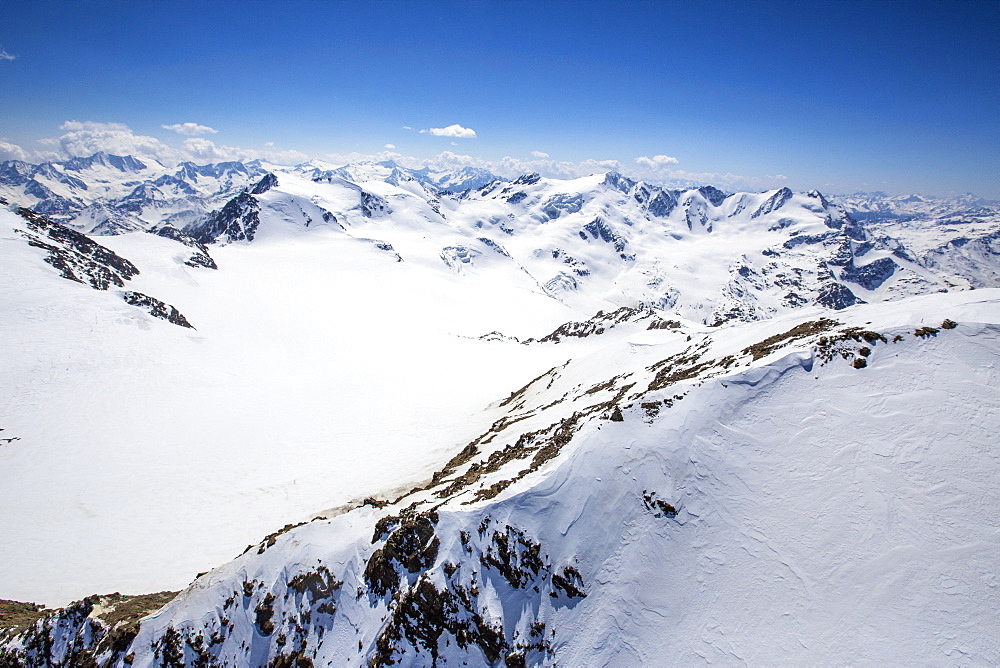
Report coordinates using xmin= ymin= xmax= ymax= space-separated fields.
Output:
xmin=1 ymin=0 xmax=997 ymax=197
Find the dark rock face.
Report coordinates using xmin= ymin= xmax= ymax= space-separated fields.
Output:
xmin=187 ymin=191 xmax=261 ymax=244
xmin=478 ymin=237 xmax=511 ymax=257
xmin=15 ymin=208 xmax=196 ymax=329
xmin=506 ymin=191 xmax=528 ymax=205
xmin=581 ymin=217 xmax=629 ymax=255
xmin=840 ymin=257 xmax=897 ymax=290
xmin=698 ymin=185 xmax=729 ymax=206
xmin=816 ymin=282 xmax=862 ymax=310
xmin=16 ymin=208 xmax=139 ymax=289
xmin=923 ymin=228 xmax=1000 ymax=288
xmin=0 ymin=160 xmax=33 ymax=187
xmin=783 ymin=232 xmax=834 ymax=250
xmin=1 ymin=593 xmax=178 ymax=667
xmin=369 ymin=239 xmax=403 ymax=262
xmin=153 ymin=226 xmax=218 ymax=269
xmin=480 ymin=525 xmax=544 ymax=589
xmin=122 ymin=291 xmax=194 ymax=328
xmin=360 ymin=190 xmax=389 ymax=217
xmin=752 ymin=187 xmax=793 ymax=218
xmin=364 ymin=513 xmax=440 ymax=597
xmin=549 ymin=248 xmax=590 ymax=276
xmin=249 ymin=172 xmax=278 ymax=195
xmin=150 ymin=173 xmax=198 ymax=195
xmin=366 ymin=517 xmax=567 ymax=666
xmin=550 ymin=566 xmax=587 ymax=598
xmin=646 ymin=189 xmax=678 ymax=218
xmin=512 ymin=173 xmax=541 ymax=187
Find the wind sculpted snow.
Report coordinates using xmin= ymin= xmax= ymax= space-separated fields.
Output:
xmin=3 ymin=290 xmax=999 ymax=665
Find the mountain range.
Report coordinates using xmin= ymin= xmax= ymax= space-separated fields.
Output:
xmin=1 ymin=153 xmax=998 ymax=666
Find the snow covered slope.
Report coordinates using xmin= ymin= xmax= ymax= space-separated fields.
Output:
xmin=1 ymin=156 xmax=999 ymax=665
xmin=6 ymin=153 xmax=999 ymax=328
xmin=3 ymin=290 xmax=998 ymax=665
xmin=831 ymin=191 xmax=1000 ymax=291
xmin=0 ymin=203 xmax=574 ymax=606
xmin=0 ymin=153 xmax=265 ymax=234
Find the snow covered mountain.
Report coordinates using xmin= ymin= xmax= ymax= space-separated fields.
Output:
xmin=836 ymin=190 xmax=1000 ymax=220
xmin=1 ymin=154 xmax=999 ymax=665
xmin=0 ymin=152 xmax=266 ymax=235
xmin=6 ymin=152 xmax=998 ymax=327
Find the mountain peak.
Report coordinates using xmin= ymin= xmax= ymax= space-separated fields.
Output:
xmin=62 ymin=151 xmax=149 ymax=173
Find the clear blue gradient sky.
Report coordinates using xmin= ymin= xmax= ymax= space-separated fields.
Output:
xmin=0 ymin=0 xmax=997 ymax=196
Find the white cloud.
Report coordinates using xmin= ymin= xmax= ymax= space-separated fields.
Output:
xmin=12 ymin=120 xmax=796 ymax=190
xmin=60 ymin=120 xmax=127 ymax=133
xmin=180 ymin=138 xmax=225 ymax=161
xmin=0 ymin=139 xmax=30 ymax=161
xmin=27 ymin=121 xmax=310 ymax=167
xmin=412 ymin=151 xmax=622 ymax=181
xmin=402 ymin=125 xmax=413 ymax=131
xmin=182 ymin=137 xmax=309 ymax=164
xmin=44 ymin=121 xmax=186 ymax=164
xmin=635 ymin=154 xmax=679 ymax=168
xmin=0 ymin=50 xmax=15 ymax=61
xmin=323 ymin=149 xmax=405 ymax=166
xmin=162 ymin=122 xmax=218 ymax=136
xmin=425 ymin=124 xmax=477 ymax=139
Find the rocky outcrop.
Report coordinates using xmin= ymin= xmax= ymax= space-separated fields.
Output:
xmin=152 ymin=225 xmax=217 ymax=269
xmin=816 ymin=282 xmax=863 ymax=310
xmin=16 ymin=208 xmax=139 ymax=289
xmin=122 ymin=291 xmax=194 ymax=328
xmin=186 ymin=191 xmax=261 ymax=244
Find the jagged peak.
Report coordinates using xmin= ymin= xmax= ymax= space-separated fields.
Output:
xmin=511 ymin=172 xmax=542 ymax=186
xmin=249 ymin=172 xmax=278 ymax=195
xmin=696 ymin=185 xmax=730 ymax=206
xmin=62 ymin=151 xmax=149 ymax=173
xmin=602 ymin=171 xmax=637 ymax=195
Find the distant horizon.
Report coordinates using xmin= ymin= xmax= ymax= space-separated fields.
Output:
xmin=4 ymin=145 xmax=996 ymax=202
xmin=1 ymin=0 xmax=997 ymax=198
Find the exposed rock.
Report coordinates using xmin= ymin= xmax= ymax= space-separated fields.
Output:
xmin=364 ymin=512 xmax=440 ymax=597
xmin=16 ymin=207 xmax=139 ymax=289
xmin=816 ymin=282 xmax=862 ymax=310
xmin=840 ymin=256 xmax=897 ymax=290
xmin=187 ymin=191 xmax=261 ymax=244
xmin=249 ymin=172 xmax=278 ymax=195
xmin=360 ymin=191 xmax=389 ymax=218
xmin=153 ymin=225 xmax=218 ymax=269
xmin=122 ymin=291 xmax=194 ymax=328
xmin=0 ymin=592 xmax=176 ymax=667
xmin=752 ymin=187 xmax=793 ymax=218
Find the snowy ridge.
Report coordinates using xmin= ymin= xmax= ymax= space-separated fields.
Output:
xmin=4 ymin=152 xmax=999 ymax=326
xmin=168 ymin=166 xmax=1000 ymax=325
xmin=3 ymin=207 xmax=194 ymax=328
xmin=2 ymin=153 xmax=1000 ymax=665
xmin=835 ymin=191 xmax=1000 ymax=220
xmin=3 ymin=291 xmax=998 ymax=665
